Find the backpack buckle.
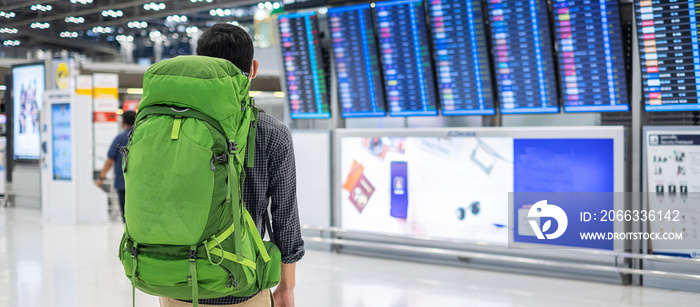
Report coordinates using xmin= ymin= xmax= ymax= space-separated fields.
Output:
xmin=131 ymin=246 xmax=138 ymax=259
xmin=228 ymin=141 xmax=238 ymax=154
xmin=188 ymin=249 xmax=197 ymax=262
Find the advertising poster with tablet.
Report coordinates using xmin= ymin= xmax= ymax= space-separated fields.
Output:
xmin=12 ymin=63 xmax=45 ymax=160
xmin=338 ymin=128 xmax=623 ymax=249
xmin=340 ymin=135 xmax=513 ymax=245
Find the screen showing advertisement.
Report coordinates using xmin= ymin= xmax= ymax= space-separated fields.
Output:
xmin=554 ymin=0 xmax=629 ymax=112
xmin=375 ymin=0 xmax=438 ymax=116
xmin=340 ymin=136 xmax=513 ymax=245
xmin=511 ymin=139 xmax=615 ymax=250
xmin=329 ymin=4 xmax=387 ymax=118
xmin=636 ymin=1 xmax=700 ymax=112
xmin=429 ymin=0 xmax=495 ymax=115
xmin=278 ymin=12 xmax=331 ymax=119
xmin=645 ymin=128 xmax=700 ymax=258
xmin=339 ymin=134 xmax=617 ymax=249
xmin=51 ymin=103 xmax=71 ymax=181
xmin=12 ymin=63 xmax=45 ymax=160
xmin=486 ymin=0 xmax=560 ymax=114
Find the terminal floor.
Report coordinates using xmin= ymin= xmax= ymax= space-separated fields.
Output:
xmin=2 ymin=207 xmax=700 ymax=307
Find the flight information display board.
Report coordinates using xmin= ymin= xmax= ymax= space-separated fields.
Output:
xmin=278 ymin=12 xmax=331 ymax=118
xmin=486 ymin=0 xmax=560 ymax=114
xmin=636 ymin=0 xmax=700 ymax=112
xmin=429 ymin=0 xmax=496 ymax=115
xmin=329 ymin=4 xmax=387 ymax=117
xmin=553 ymin=0 xmax=629 ymax=112
xmin=375 ymin=0 xmax=438 ymax=116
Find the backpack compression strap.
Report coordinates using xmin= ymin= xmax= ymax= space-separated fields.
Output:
xmin=135 ymin=105 xmax=226 ymax=137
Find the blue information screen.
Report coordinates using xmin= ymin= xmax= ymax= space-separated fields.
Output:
xmin=52 ymin=103 xmax=72 ymax=181
xmin=329 ymin=4 xmax=387 ymax=117
xmin=486 ymin=0 xmax=560 ymax=114
xmin=512 ymin=138 xmax=615 ymax=250
xmin=429 ymin=0 xmax=495 ymax=115
xmin=376 ymin=0 xmax=438 ymax=116
xmin=636 ymin=0 xmax=700 ymax=112
xmin=278 ymin=12 xmax=331 ymax=119
xmin=554 ymin=0 xmax=629 ymax=112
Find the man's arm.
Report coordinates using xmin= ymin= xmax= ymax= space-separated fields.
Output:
xmin=97 ymin=136 xmax=121 ymax=187
xmin=274 ymin=263 xmax=296 ymax=307
xmin=267 ymin=127 xmax=304 ymax=307
xmin=96 ymin=158 xmax=114 ymax=187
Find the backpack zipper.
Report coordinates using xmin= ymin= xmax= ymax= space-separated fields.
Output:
xmin=210 ymin=154 xmax=228 ymax=171
xmin=118 ymin=144 xmax=129 ymax=173
xmin=220 ymin=265 xmax=238 ymax=289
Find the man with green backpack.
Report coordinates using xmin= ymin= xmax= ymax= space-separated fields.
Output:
xmin=118 ymin=24 xmax=304 ymax=307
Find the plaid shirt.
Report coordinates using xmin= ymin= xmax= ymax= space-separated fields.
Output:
xmin=182 ymin=111 xmax=305 ymax=305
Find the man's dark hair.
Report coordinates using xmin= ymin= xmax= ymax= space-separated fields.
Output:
xmin=122 ymin=110 xmax=136 ymax=126
xmin=196 ymin=23 xmax=254 ymax=74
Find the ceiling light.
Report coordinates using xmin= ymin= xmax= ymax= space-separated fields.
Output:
xmin=3 ymin=40 xmax=20 ymax=46
xmin=0 ymin=11 xmax=16 ymax=18
xmin=31 ymin=4 xmax=53 ymax=11
xmin=70 ymin=0 xmax=93 ymax=4
xmin=0 ymin=28 xmax=18 ymax=34
xmin=65 ymin=16 xmax=85 ymax=24
xmin=116 ymin=35 xmax=134 ymax=42
xmin=92 ymin=26 xmax=113 ymax=34
xmin=101 ymin=9 xmax=123 ymax=18
xmin=254 ymin=9 xmax=267 ymax=21
xmin=30 ymin=22 xmax=50 ymax=29
xmin=165 ymin=15 xmax=188 ymax=25
xmin=60 ymin=31 xmax=79 ymax=38
xmin=126 ymin=88 xmax=143 ymax=95
xmin=144 ymin=2 xmax=166 ymax=11
xmin=128 ymin=21 xmax=148 ymax=29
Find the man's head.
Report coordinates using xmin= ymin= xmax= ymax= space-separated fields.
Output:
xmin=122 ymin=110 xmax=136 ymax=129
xmin=196 ymin=23 xmax=259 ymax=79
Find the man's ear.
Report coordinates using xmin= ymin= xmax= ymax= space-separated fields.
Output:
xmin=250 ymin=60 xmax=259 ymax=79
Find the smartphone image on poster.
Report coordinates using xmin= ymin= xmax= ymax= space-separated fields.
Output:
xmin=390 ymin=161 xmax=408 ymax=219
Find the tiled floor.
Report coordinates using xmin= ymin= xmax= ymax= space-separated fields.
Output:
xmin=2 ymin=207 xmax=699 ymax=307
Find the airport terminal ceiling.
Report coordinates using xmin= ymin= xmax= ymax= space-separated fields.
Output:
xmin=0 ymin=0 xmax=278 ymax=58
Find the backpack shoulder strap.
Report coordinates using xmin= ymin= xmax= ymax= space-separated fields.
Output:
xmin=135 ymin=105 xmax=226 ymax=137
xmin=246 ymin=100 xmax=259 ymax=168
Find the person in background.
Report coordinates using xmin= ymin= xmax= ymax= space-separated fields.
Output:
xmin=96 ymin=110 xmax=136 ymax=223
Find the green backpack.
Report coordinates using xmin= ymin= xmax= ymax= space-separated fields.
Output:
xmin=117 ymin=56 xmax=281 ymax=307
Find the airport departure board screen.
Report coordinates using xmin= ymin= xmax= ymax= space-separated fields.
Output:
xmin=553 ymin=0 xmax=629 ymax=112
xmin=278 ymin=12 xmax=331 ymax=118
xmin=329 ymin=4 xmax=387 ymax=117
xmin=636 ymin=0 xmax=700 ymax=112
xmin=429 ymin=0 xmax=496 ymax=115
xmin=375 ymin=0 xmax=438 ymax=116
xmin=487 ymin=0 xmax=560 ymax=114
